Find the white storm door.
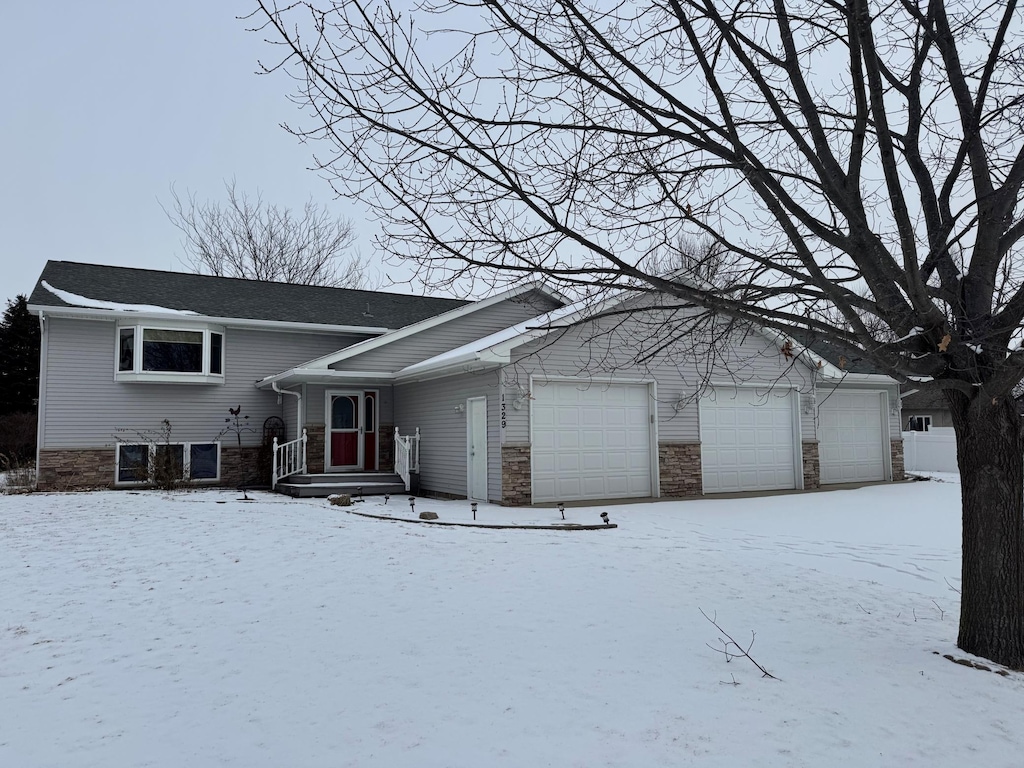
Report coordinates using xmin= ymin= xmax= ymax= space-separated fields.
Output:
xmin=327 ymin=392 xmax=362 ymax=470
xmin=531 ymin=381 xmax=653 ymax=503
xmin=700 ymin=387 xmax=798 ymax=493
xmin=818 ymin=390 xmax=886 ymax=484
xmin=467 ymin=397 xmax=488 ymax=500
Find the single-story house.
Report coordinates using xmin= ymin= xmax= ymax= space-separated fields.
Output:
xmin=28 ymin=260 xmax=905 ymax=503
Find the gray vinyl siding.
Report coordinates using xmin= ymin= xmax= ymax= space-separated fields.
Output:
xmin=282 ymin=392 xmax=300 ymax=443
xmin=303 ymin=385 xmax=394 ymax=428
xmin=499 ymin=313 xmax=819 ymax=445
xmin=41 ymin=316 xmax=369 ymax=449
xmin=330 ymin=291 xmax=561 ymax=373
xmin=394 ymin=371 xmax=501 ymax=501
xmin=816 ymin=380 xmax=903 ymax=440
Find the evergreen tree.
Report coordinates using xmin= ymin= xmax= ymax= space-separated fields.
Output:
xmin=0 ymin=295 xmax=41 ymax=417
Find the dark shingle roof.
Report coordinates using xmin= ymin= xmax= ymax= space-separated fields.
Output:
xmin=900 ymin=388 xmax=949 ymax=410
xmin=29 ymin=261 xmax=469 ymax=329
xmin=785 ymin=329 xmax=886 ymax=375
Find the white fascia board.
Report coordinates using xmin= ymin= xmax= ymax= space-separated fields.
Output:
xmin=27 ymin=304 xmax=390 ymax=336
xmin=394 ymin=352 xmax=506 ymax=384
xmin=818 ymin=372 xmax=899 ymax=384
xmin=256 ymin=368 xmax=396 ymax=388
xmin=294 ymin=281 xmax=565 ymax=370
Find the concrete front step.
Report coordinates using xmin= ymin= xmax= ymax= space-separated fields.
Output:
xmin=285 ymin=472 xmax=403 ymax=485
xmin=276 ymin=476 xmax=407 ymax=499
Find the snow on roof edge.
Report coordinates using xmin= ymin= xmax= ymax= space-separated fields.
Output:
xmin=41 ymin=281 xmax=199 ymax=315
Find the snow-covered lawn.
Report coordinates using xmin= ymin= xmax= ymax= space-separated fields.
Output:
xmin=2 ymin=477 xmax=1020 ymax=767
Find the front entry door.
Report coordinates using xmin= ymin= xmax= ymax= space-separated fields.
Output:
xmin=327 ymin=390 xmax=379 ymax=471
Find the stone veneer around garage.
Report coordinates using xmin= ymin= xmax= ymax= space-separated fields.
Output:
xmin=501 ymin=444 xmax=532 ymax=506
xmin=802 ymin=441 xmax=820 ymax=489
xmin=657 ymin=442 xmax=702 ymax=497
xmin=890 ymin=439 xmax=905 ymax=482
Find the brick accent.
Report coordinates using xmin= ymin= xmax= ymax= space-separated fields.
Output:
xmin=658 ymin=442 xmax=702 ymax=497
xmin=304 ymin=424 xmax=325 ymax=474
xmin=802 ymin=441 xmax=820 ymax=489
xmin=501 ymin=444 xmax=532 ymax=506
xmin=221 ymin=446 xmax=263 ymax=487
xmin=37 ymin=449 xmax=115 ymax=491
xmin=891 ymin=439 xmax=905 ymax=481
xmin=378 ymin=424 xmax=395 ymax=472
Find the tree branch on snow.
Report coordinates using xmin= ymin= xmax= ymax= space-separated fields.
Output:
xmin=700 ymin=608 xmax=779 ymax=681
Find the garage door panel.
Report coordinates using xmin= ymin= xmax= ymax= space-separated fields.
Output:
xmin=701 ymin=388 xmax=798 ymax=494
xmin=818 ymin=391 xmax=886 ymax=484
xmin=532 ymin=382 xmax=653 ymax=502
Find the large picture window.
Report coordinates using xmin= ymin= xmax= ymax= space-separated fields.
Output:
xmin=116 ymin=442 xmax=220 ymax=485
xmin=116 ymin=324 xmax=224 ymax=383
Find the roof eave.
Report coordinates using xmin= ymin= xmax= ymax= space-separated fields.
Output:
xmin=30 ymin=304 xmax=391 ymax=335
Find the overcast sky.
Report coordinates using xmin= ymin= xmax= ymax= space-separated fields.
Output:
xmin=1 ymin=0 xmax=402 ymax=302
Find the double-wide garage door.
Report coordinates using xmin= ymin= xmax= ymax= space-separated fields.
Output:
xmin=700 ymin=387 xmax=798 ymax=493
xmin=818 ymin=390 xmax=886 ymax=484
xmin=532 ymin=381 xmax=653 ymax=503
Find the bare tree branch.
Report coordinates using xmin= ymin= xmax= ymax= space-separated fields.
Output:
xmin=163 ymin=178 xmax=366 ymax=287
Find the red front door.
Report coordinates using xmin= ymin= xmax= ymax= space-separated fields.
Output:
xmin=327 ymin=391 xmax=378 ymax=471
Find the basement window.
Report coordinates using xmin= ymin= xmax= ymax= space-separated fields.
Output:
xmin=116 ymin=442 xmax=220 ymax=485
xmin=116 ymin=323 xmax=224 ymax=383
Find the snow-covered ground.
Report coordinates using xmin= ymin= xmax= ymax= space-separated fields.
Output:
xmin=2 ymin=476 xmax=1021 ymax=767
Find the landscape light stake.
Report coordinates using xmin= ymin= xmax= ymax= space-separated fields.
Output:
xmin=558 ymin=501 xmax=565 ymax=520
xmin=384 ymin=493 xmax=390 ymax=505
xmin=471 ymin=501 xmax=478 ymax=520
xmin=355 ymin=485 xmax=364 ymax=503
xmin=600 ymin=512 xmax=610 ymax=526
xmin=409 ymin=496 xmax=416 ymax=515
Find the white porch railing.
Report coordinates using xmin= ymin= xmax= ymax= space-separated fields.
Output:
xmin=272 ymin=429 xmax=307 ymax=489
xmin=394 ymin=427 xmax=420 ymax=491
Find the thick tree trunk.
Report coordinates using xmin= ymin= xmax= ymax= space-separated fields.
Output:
xmin=948 ymin=393 xmax=1024 ymax=668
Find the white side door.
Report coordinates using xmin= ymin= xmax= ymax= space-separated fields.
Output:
xmin=467 ymin=397 xmax=488 ymax=500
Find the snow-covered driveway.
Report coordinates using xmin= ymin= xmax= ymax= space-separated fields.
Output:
xmin=2 ymin=478 xmax=1020 ymax=767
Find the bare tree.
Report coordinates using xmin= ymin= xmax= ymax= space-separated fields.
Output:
xmin=165 ymin=179 xmax=366 ymax=287
xmin=252 ymin=0 xmax=1024 ymax=667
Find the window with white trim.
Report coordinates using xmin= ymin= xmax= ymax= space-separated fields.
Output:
xmin=116 ymin=323 xmax=224 ymax=383
xmin=906 ymin=415 xmax=932 ymax=432
xmin=116 ymin=441 xmax=221 ymax=484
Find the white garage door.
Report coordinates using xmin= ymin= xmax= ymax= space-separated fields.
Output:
xmin=700 ymin=387 xmax=798 ymax=493
xmin=532 ymin=381 xmax=653 ymax=503
xmin=818 ymin=390 xmax=886 ymax=484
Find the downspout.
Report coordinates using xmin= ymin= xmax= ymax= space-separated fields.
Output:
xmin=35 ymin=311 xmax=48 ymax=489
xmin=271 ymin=381 xmax=302 ymax=434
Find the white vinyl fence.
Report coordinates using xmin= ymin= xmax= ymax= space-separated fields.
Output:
xmin=902 ymin=428 xmax=958 ymax=473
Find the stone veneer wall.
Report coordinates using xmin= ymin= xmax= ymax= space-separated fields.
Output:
xmin=657 ymin=442 xmax=702 ymax=497
xmin=378 ymin=424 xmax=395 ymax=472
xmin=304 ymin=424 xmax=326 ymax=474
xmin=37 ymin=449 xmax=116 ymax=491
xmin=501 ymin=444 xmax=532 ymax=506
xmin=891 ymin=439 xmax=905 ymax=481
xmin=802 ymin=441 xmax=820 ymax=489
xmin=221 ymin=446 xmax=263 ymax=487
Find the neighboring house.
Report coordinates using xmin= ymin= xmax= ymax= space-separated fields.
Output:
xmin=28 ymin=260 xmax=905 ymax=503
xmin=900 ymin=387 xmax=952 ymax=431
